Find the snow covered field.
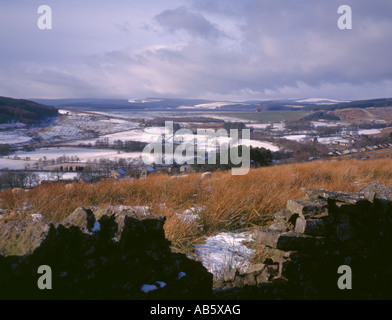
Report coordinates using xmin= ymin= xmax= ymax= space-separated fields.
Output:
xmin=0 ymin=158 xmax=36 ymax=170
xmin=0 ymin=131 xmax=32 ymax=144
xmin=316 ymin=137 xmax=350 ymax=145
xmin=282 ymin=134 xmax=307 ymax=141
xmin=358 ymin=129 xmax=381 ymax=135
xmin=12 ymin=147 xmax=145 ymax=163
xmin=311 ymin=121 xmax=350 ymax=128
xmin=30 ymin=111 xmax=140 ymax=141
xmin=233 ymin=139 xmax=279 ymax=152
xmin=179 ymin=102 xmax=235 ymax=110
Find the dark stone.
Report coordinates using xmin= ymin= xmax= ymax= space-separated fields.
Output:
xmin=336 ymin=223 xmax=355 ymax=242
xmin=295 ymin=218 xmax=325 ymax=236
xmin=254 ymin=229 xmax=324 ymax=250
xmin=286 ymin=198 xmax=328 ymax=219
xmin=271 ymin=276 xmax=289 ymax=286
xmin=234 ymin=276 xmax=245 ymax=288
xmin=223 ymin=269 xmax=238 ymax=282
xmin=243 ymin=274 xmax=257 ymax=286
xmin=0 ymin=209 xmax=213 ymax=300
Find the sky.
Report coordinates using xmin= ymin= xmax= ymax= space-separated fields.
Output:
xmin=0 ymin=0 xmax=392 ymax=101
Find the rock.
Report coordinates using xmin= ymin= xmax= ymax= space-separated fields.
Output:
xmin=360 ymin=182 xmax=392 ymax=202
xmin=305 ymin=189 xmax=368 ymax=206
xmin=0 ymin=209 xmax=213 ymax=300
xmin=336 ymin=223 xmax=355 ymax=242
xmin=245 ymin=263 xmax=266 ymax=275
xmin=93 ymin=207 xmax=147 ymax=242
xmin=286 ymin=198 xmax=328 ymax=219
xmin=268 ymin=222 xmax=289 ymax=232
xmin=271 ymin=276 xmax=289 ymax=286
xmin=243 ymin=274 xmax=257 ymax=286
xmin=234 ymin=276 xmax=244 ymax=288
xmin=273 ymin=209 xmax=298 ymax=224
xmin=214 ymin=184 xmax=392 ymax=299
xmin=201 ymin=172 xmax=212 ymax=180
xmin=256 ymin=272 xmax=269 ymax=284
xmin=61 ymin=206 xmax=96 ymax=234
xmin=256 ymin=265 xmax=279 ymax=283
xmin=295 ymin=218 xmax=325 ymax=236
xmin=0 ymin=218 xmax=52 ymax=256
xmin=254 ymin=229 xmax=324 ymax=251
xmin=223 ymin=269 xmax=238 ymax=282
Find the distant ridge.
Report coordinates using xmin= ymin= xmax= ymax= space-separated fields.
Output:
xmin=0 ymin=96 xmax=58 ymax=124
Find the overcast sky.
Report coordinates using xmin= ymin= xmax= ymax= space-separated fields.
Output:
xmin=1 ymin=0 xmax=392 ymax=101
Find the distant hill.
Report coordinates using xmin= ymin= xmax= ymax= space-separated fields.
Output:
xmin=303 ymin=98 xmax=392 ymax=112
xmin=0 ymin=96 xmax=58 ymax=124
xmin=30 ymin=96 xmax=392 ymax=115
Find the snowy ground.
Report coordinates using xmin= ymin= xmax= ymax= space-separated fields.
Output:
xmin=179 ymin=102 xmax=235 ymax=110
xmin=358 ymin=129 xmax=382 ymax=135
xmin=29 ymin=111 xmax=140 ymax=141
xmin=0 ymin=131 xmax=32 ymax=144
xmin=12 ymin=147 xmax=145 ymax=163
xmin=282 ymin=134 xmax=307 ymax=141
xmin=234 ymin=139 xmax=279 ymax=151
xmin=317 ymin=137 xmax=350 ymax=145
xmin=311 ymin=121 xmax=350 ymax=128
xmin=0 ymin=158 xmax=37 ymax=170
xmin=194 ymin=232 xmax=255 ymax=279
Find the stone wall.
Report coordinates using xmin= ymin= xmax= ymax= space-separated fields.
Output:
xmin=2 ymin=182 xmax=392 ymax=300
xmin=214 ymin=182 xmax=392 ymax=299
xmin=0 ymin=206 xmax=213 ymax=299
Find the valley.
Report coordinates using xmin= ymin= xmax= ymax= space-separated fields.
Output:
xmin=1 ymin=96 xmax=392 ymax=187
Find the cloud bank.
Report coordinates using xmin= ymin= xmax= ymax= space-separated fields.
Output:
xmin=0 ymin=0 xmax=391 ymax=100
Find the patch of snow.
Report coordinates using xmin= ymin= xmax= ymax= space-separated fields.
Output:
xmin=175 ymin=206 xmax=204 ymax=225
xmin=282 ymin=134 xmax=307 ymax=141
xmin=270 ymin=123 xmax=286 ymax=131
xmin=358 ymin=129 xmax=381 ymax=135
xmin=179 ymin=102 xmax=235 ymax=110
xmin=12 ymin=147 xmax=144 ymax=163
xmin=31 ymin=214 xmax=43 ymax=222
xmin=141 ymin=284 xmax=158 ymax=293
xmin=29 ymin=111 xmax=140 ymax=141
xmin=317 ymin=137 xmax=350 ymax=145
xmin=233 ymin=139 xmax=279 ymax=152
xmin=194 ymin=232 xmax=255 ymax=278
xmin=155 ymin=281 xmax=166 ymax=288
xmin=296 ymin=98 xmax=350 ymax=104
xmin=311 ymin=121 xmax=350 ymax=128
xmin=91 ymin=221 xmax=101 ymax=232
xmin=177 ymin=272 xmax=187 ymax=280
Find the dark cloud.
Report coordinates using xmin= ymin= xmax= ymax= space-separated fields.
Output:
xmin=155 ymin=6 xmax=226 ymax=39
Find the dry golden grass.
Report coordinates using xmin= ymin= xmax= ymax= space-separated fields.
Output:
xmin=1 ymin=158 xmax=392 ymax=252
